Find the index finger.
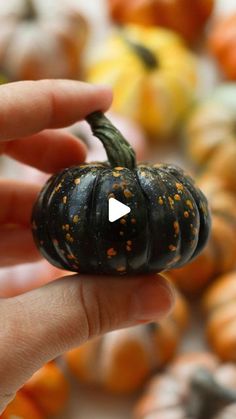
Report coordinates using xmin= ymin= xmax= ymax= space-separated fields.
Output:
xmin=0 ymin=80 xmax=112 ymax=141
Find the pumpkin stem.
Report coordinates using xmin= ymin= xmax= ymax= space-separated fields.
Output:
xmin=24 ymin=0 xmax=37 ymax=20
xmin=86 ymin=111 xmax=136 ymax=169
xmin=124 ymin=37 xmax=158 ymax=70
xmin=187 ymin=368 xmax=236 ymax=419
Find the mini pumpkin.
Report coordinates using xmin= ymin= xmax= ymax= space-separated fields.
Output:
xmin=22 ymin=361 xmax=69 ymax=416
xmin=134 ymin=352 xmax=236 ymax=419
xmin=32 ymin=112 xmax=211 ymax=275
xmin=203 ymin=271 xmax=236 ymax=362
xmin=185 ymin=84 xmax=236 ymax=192
xmin=87 ymin=25 xmax=197 ymax=139
xmin=208 ymin=14 xmax=236 ymax=80
xmin=170 ymin=175 xmax=236 ymax=295
xmin=108 ymin=0 xmax=214 ymax=43
xmin=0 ymin=391 xmax=44 ymax=419
xmin=64 ymin=290 xmax=188 ymax=394
xmin=0 ymin=0 xmax=88 ymax=80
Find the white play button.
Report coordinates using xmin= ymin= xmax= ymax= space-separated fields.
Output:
xmin=108 ymin=197 xmax=131 ymax=222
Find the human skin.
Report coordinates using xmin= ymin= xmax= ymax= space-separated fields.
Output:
xmin=0 ymin=79 xmax=174 ymax=413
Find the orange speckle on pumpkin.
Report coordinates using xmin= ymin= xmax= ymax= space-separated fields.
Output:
xmin=168 ymin=196 xmax=175 ymax=209
xmin=176 ymin=182 xmax=184 ymax=191
xmin=174 ymin=194 xmax=181 ymax=201
xmin=120 ymin=218 xmax=126 ymax=225
xmin=184 ymin=211 xmax=189 ymax=218
xmin=107 ymin=247 xmax=117 ymax=257
xmin=114 ymin=167 xmax=124 ymax=171
xmin=62 ymin=224 xmax=70 ymax=231
xmin=127 ymin=240 xmax=132 ymax=245
xmin=67 ymin=254 xmax=76 ymax=260
xmin=63 ymin=196 xmax=67 ymax=204
xmin=186 ymin=200 xmax=193 ymax=209
xmin=119 ymin=231 xmax=124 ymax=236
xmin=55 ymin=182 xmax=62 ymax=192
xmin=74 ymin=178 xmax=81 ymax=185
xmin=113 ymin=183 xmax=120 ymax=190
xmin=173 ymin=221 xmax=179 ymax=234
xmin=126 ymin=245 xmax=132 ymax=251
xmin=108 ymin=193 xmax=115 ymax=199
xmin=131 ymin=218 xmax=136 ymax=224
xmin=124 ymin=189 xmax=133 ymax=198
xmin=158 ymin=197 xmax=164 ymax=205
xmin=113 ymin=171 xmax=121 ymax=177
xmin=169 ymin=244 xmax=177 ymax=251
xmin=73 ymin=215 xmax=80 ymax=223
xmin=66 ymin=233 xmax=74 ymax=243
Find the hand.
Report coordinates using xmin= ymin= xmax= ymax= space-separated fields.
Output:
xmin=0 ymin=80 xmax=174 ymax=413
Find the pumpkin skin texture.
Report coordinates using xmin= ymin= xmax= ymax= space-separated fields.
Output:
xmin=185 ymin=84 xmax=236 ymax=192
xmin=203 ymin=272 xmax=236 ymax=362
xmin=134 ymin=352 xmax=236 ymax=419
xmin=87 ymin=25 xmax=197 ymax=139
xmin=108 ymin=0 xmax=214 ymax=44
xmin=32 ymin=112 xmax=211 ymax=275
xmin=170 ymin=175 xmax=236 ymax=295
xmin=22 ymin=362 xmax=69 ymax=416
xmin=0 ymin=391 xmax=44 ymax=419
xmin=208 ymin=14 xmax=236 ymax=80
xmin=64 ymin=290 xmax=188 ymax=394
xmin=0 ymin=0 xmax=88 ymax=80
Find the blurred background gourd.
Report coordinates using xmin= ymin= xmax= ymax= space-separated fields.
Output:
xmin=134 ymin=352 xmax=236 ymax=419
xmin=170 ymin=175 xmax=236 ymax=295
xmin=108 ymin=0 xmax=214 ymax=44
xmin=185 ymin=84 xmax=236 ymax=192
xmin=0 ymin=0 xmax=88 ymax=80
xmin=87 ymin=25 xmax=197 ymax=140
xmin=64 ymin=291 xmax=188 ymax=394
xmin=0 ymin=362 xmax=69 ymax=419
xmin=203 ymin=271 xmax=236 ymax=362
xmin=208 ymin=13 xmax=236 ymax=80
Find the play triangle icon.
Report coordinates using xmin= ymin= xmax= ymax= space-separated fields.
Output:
xmin=108 ymin=197 xmax=131 ymax=222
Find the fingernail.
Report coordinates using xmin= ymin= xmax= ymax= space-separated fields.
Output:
xmin=130 ymin=275 xmax=175 ymax=322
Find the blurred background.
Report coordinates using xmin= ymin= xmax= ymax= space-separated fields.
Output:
xmin=1 ymin=0 xmax=236 ymax=418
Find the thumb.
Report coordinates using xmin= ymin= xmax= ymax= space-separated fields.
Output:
xmin=0 ymin=273 xmax=174 ymax=410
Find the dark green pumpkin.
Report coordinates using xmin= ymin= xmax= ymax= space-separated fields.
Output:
xmin=32 ymin=112 xmax=211 ymax=275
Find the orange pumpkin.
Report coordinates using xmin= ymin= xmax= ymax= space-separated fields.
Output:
xmin=208 ymin=14 xmax=236 ymax=80
xmin=134 ymin=352 xmax=236 ymax=418
xmin=108 ymin=0 xmax=214 ymax=43
xmin=22 ymin=362 xmax=69 ymax=416
xmin=203 ymin=271 xmax=236 ymax=362
xmin=0 ymin=0 xmax=88 ymax=80
xmin=64 ymin=291 xmax=188 ymax=394
xmin=170 ymin=175 xmax=236 ymax=295
xmin=1 ymin=391 xmax=44 ymax=419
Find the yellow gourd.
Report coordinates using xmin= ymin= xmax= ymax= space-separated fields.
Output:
xmin=87 ymin=25 xmax=197 ymax=140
